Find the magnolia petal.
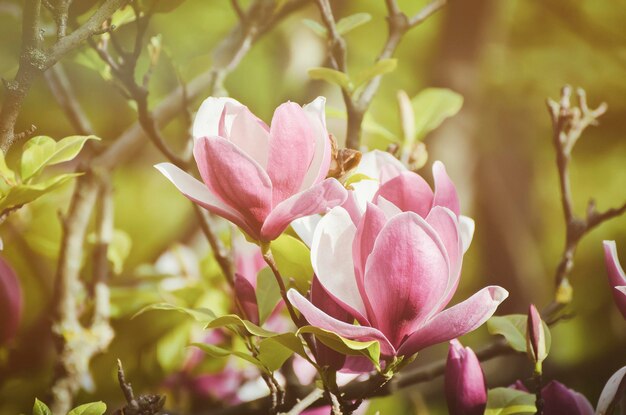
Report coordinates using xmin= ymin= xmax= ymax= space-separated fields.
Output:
xmin=287 ymin=289 xmax=396 ymax=356
xmin=351 ymin=180 xmax=380 ymax=212
xmin=542 ymin=381 xmax=594 ymax=415
xmin=154 ymin=163 xmax=256 ymax=237
xmin=445 ymin=339 xmax=487 ymax=415
xmin=356 ymin=150 xmax=406 ymax=183
xmin=426 ymin=206 xmax=463 ymax=314
xmin=234 ymin=274 xmax=259 ymax=325
xmin=375 ymin=196 xmax=402 ymax=219
xmin=225 ymin=103 xmax=271 ymax=169
xmin=596 ymin=365 xmax=626 ymax=415
xmin=397 ymin=286 xmax=509 ymax=357
xmin=310 ymin=207 xmax=368 ymax=322
xmin=364 ymin=212 xmax=450 ymax=346
xmin=291 ymin=214 xmax=322 ymax=248
xmin=194 ymin=137 xmax=272 ymax=231
xmin=260 ymin=178 xmax=347 ymax=241
xmin=603 ymin=241 xmax=626 ymax=319
xmin=311 ymin=277 xmax=349 ymax=370
xmin=459 ymin=215 xmax=475 ymax=254
xmin=353 ymin=202 xmax=387 ymax=322
xmin=433 ymin=161 xmax=460 ymax=216
xmin=267 ymin=102 xmax=317 ymax=204
xmin=300 ymin=97 xmax=332 ymax=189
xmin=192 ymin=97 xmax=243 ymax=139
xmin=374 ymin=172 xmax=434 ymax=218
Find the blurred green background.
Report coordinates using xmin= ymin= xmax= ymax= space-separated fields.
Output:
xmin=0 ymin=0 xmax=625 ymax=413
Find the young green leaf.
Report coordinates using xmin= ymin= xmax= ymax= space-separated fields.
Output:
xmin=206 ymin=314 xmax=277 ymax=338
xmin=411 ymin=88 xmax=463 ymax=143
xmin=21 ymin=135 xmax=99 ymax=182
xmin=271 ymin=234 xmax=314 ymax=293
xmin=353 ymin=59 xmax=397 ymax=89
xmin=308 ymin=67 xmax=353 ymax=91
xmin=298 ymin=326 xmax=381 ymax=370
xmin=157 ymin=322 xmax=192 ymax=372
xmin=487 ymin=314 xmax=551 ymax=355
xmin=255 ymin=268 xmax=282 ymax=324
xmin=192 ymin=343 xmax=264 ymax=369
xmin=0 ymin=173 xmax=82 ymax=212
xmin=32 ymin=399 xmax=52 ymax=415
xmin=336 ymin=13 xmax=372 ymax=35
xmin=303 ymin=19 xmax=327 ymax=37
xmin=66 ymin=402 xmax=107 ymax=415
xmin=484 ymin=387 xmax=536 ymax=415
xmin=0 ymin=152 xmax=16 ymax=187
xmin=257 ymin=333 xmax=308 ymax=371
xmin=133 ymin=302 xmax=216 ymax=322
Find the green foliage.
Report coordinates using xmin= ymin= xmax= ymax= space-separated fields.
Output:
xmin=308 ymin=67 xmax=353 ymax=92
xmin=206 ymin=314 xmax=277 ymax=338
xmin=297 ymin=326 xmax=381 ymax=370
xmin=0 ymin=135 xmax=96 ymax=215
xmin=303 ymin=13 xmax=371 ymax=38
xmin=488 ymin=314 xmax=552 ymax=356
xmin=484 ymin=387 xmax=536 ymax=415
xmin=271 ymin=234 xmax=313 ymax=293
xmin=134 ymin=302 xmax=216 ymax=322
xmin=66 ymin=402 xmax=107 ymax=415
xmin=255 ymin=268 xmax=281 ymax=324
xmin=32 ymin=399 xmax=51 ymax=415
xmin=257 ymin=333 xmax=309 ymax=371
xmin=21 ymin=135 xmax=98 ymax=182
xmin=410 ymin=88 xmax=463 ymax=143
xmin=353 ymin=59 xmax=397 ymax=89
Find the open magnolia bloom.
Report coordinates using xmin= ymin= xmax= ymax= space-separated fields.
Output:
xmin=603 ymin=240 xmax=626 ymax=319
xmin=288 ymin=162 xmax=508 ymax=358
xmin=156 ymin=97 xmax=347 ymax=242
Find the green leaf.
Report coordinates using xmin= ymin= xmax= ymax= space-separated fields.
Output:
xmin=298 ymin=326 xmax=381 ymax=370
xmin=32 ymin=399 xmax=52 ymax=415
xmin=344 ymin=173 xmax=375 ymax=187
xmin=192 ymin=342 xmax=263 ymax=369
xmin=21 ymin=135 xmax=99 ymax=182
xmin=133 ymin=302 xmax=216 ymax=322
xmin=485 ymin=387 xmax=536 ymax=415
xmin=255 ymin=268 xmax=281 ymax=324
xmin=67 ymin=402 xmax=107 ymax=415
xmin=326 ymin=106 xmax=398 ymax=142
xmin=303 ymin=19 xmax=327 ymax=37
xmin=0 ymin=173 xmax=81 ymax=212
xmin=336 ymin=13 xmax=372 ymax=35
xmin=308 ymin=67 xmax=353 ymax=91
xmin=108 ymin=230 xmax=132 ymax=274
xmin=73 ymin=49 xmax=112 ymax=81
xmin=353 ymin=59 xmax=397 ymax=89
xmin=207 ymin=314 xmax=277 ymax=338
xmin=140 ymin=0 xmax=186 ymax=13
xmin=0 ymin=151 xmax=16 ymax=187
xmin=487 ymin=314 xmax=551 ymax=355
xmin=109 ymin=6 xmax=136 ymax=27
xmin=258 ymin=333 xmax=308 ymax=371
xmin=410 ymin=88 xmax=463 ymax=143
xmin=271 ymin=234 xmax=314 ymax=293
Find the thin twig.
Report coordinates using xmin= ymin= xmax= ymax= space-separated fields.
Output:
xmin=544 ymin=86 xmax=625 ymax=318
xmin=280 ymin=388 xmax=324 ymax=415
xmin=262 ymin=251 xmax=302 ymax=327
xmin=0 ymin=0 xmax=128 ymax=151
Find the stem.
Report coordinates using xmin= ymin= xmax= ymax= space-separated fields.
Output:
xmin=262 ymin=250 xmax=301 ymax=327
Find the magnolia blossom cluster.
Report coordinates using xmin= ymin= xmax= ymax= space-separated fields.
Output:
xmin=157 ymin=96 xmax=509 ymax=365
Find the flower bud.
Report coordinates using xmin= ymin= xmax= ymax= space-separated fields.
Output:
xmin=603 ymin=241 xmax=626 ymax=320
xmin=542 ymin=381 xmax=594 ymax=415
xmin=445 ymin=339 xmax=487 ymax=415
xmin=526 ymin=304 xmax=547 ymax=371
xmin=0 ymin=256 xmax=22 ymax=345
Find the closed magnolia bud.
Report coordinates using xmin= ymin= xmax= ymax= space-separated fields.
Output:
xmin=445 ymin=339 xmax=487 ymax=415
xmin=0 ymin=256 xmax=22 ymax=345
xmin=526 ymin=304 xmax=547 ymax=369
xmin=542 ymin=381 xmax=594 ymax=415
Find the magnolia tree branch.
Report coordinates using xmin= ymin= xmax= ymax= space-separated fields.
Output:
xmin=543 ymin=86 xmax=626 ymax=319
xmin=50 ymin=173 xmax=114 ymax=414
xmin=315 ymin=0 xmax=446 ymax=149
xmin=0 ymin=0 xmax=127 ymax=151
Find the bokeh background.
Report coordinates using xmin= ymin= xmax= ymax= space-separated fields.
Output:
xmin=0 ymin=0 xmax=625 ymax=413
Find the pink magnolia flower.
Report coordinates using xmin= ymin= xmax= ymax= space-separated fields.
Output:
xmin=513 ymin=380 xmax=594 ymax=415
xmin=0 ymin=256 xmax=21 ymax=345
xmin=445 ymin=339 xmax=487 ymax=415
xmin=602 ymin=241 xmax=626 ymax=319
xmin=156 ymin=97 xmax=347 ymax=242
xmin=288 ymin=162 xmax=508 ymax=358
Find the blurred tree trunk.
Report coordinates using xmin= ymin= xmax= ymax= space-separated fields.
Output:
xmin=426 ymin=0 xmax=546 ymax=308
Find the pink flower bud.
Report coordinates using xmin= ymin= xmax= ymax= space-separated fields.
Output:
xmin=603 ymin=241 xmax=626 ymax=319
xmin=0 ymin=256 xmax=22 ymax=345
xmin=445 ymin=339 xmax=487 ymax=415
xmin=526 ymin=304 xmax=547 ymax=366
